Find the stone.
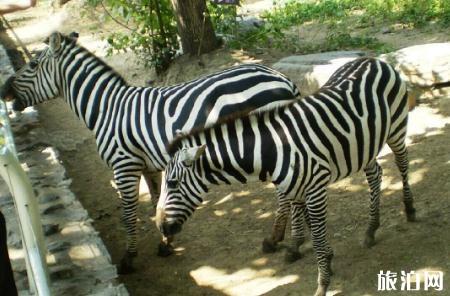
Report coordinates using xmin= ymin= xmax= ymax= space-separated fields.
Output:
xmin=273 ymin=44 xmax=450 ymax=109
xmin=381 ymin=43 xmax=450 ymax=87
xmin=272 ymin=51 xmax=366 ymax=96
xmin=0 ymin=193 xmax=14 ymax=206
xmin=43 ymin=223 xmax=60 ymax=236
xmin=11 ymin=239 xmax=23 ymax=249
xmin=381 ymin=27 xmax=392 ymax=34
xmin=50 ymin=265 xmax=74 ymax=281
xmin=38 ymin=192 xmax=60 ymax=204
xmin=47 ymin=241 xmax=71 ymax=253
xmin=376 ymin=43 xmax=450 ymax=109
xmin=238 ymin=16 xmax=265 ymax=33
xmin=41 ymin=203 xmax=64 ymax=215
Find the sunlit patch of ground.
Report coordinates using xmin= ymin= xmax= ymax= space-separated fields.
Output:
xmin=191 ymin=266 xmax=299 ymax=296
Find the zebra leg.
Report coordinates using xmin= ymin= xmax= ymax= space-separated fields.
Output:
xmin=363 ymin=161 xmax=382 ymax=248
xmin=142 ymin=170 xmax=175 ymax=257
xmin=262 ymin=191 xmax=290 ymax=253
xmin=306 ymin=188 xmax=334 ymax=296
xmin=114 ymin=170 xmax=142 ymax=274
xmin=157 ymin=234 xmax=175 ymax=257
xmin=388 ymin=141 xmax=416 ymax=221
xmin=143 ymin=170 xmax=162 ymax=208
xmin=285 ymin=201 xmax=307 ymax=263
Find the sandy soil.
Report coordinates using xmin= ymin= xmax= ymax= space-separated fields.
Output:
xmin=2 ymin=1 xmax=449 ymax=295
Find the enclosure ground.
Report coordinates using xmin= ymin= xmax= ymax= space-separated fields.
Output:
xmin=3 ymin=1 xmax=450 ymax=295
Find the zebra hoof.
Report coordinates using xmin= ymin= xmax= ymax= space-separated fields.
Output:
xmin=363 ymin=235 xmax=376 ymax=248
xmin=118 ymin=252 xmax=137 ymax=274
xmin=406 ymin=209 xmax=416 ymax=222
xmin=157 ymin=241 xmax=174 ymax=257
xmin=313 ymin=286 xmax=327 ymax=296
xmin=262 ymin=238 xmax=277 ymax=253
xmin=284 ymin=250 xmax=303 ymax=263
xmin=150 ymin=198 xmax=158 ymax=209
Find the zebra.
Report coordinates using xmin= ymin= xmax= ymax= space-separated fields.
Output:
xmin=155 ymin=57 xmax=416 ymax=296
xmin=1 ymin=31 xmax=301 ymax=273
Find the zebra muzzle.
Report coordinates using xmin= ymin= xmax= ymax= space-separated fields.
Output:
xmin=0 ymin=75 xmax=15 ymax=102
xmin=12 ymin=99 xmax=25 ymax=112
xmin=0 ymin=75 xmax=25 ymax=111
xmin=155 ymin=207 xmax=183 ymax=236
xmin=160 ymin=221 xmax=183 ymax=237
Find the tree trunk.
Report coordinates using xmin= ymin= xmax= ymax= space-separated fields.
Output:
xmin=171 ymin=0 xmax=219 ymax=55
xmin=52 ymin=0 xmax=71 ymax=8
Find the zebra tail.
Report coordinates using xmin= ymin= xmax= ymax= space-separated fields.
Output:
xmin=431 ymin=81 xmax=450 ymax=90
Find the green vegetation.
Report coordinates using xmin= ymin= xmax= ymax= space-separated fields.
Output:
xmin=85 ymin=0 xmax=178 ymax=73
xmin=84 ymin=0 xmax=450 ymax=70
xmin=219 ymin=0 xmax=450 ymax=53
xmin=265 ymin=0 xmax=450 ymax=27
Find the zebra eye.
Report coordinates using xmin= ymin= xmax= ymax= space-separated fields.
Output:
xmin=167 ymin=179 xmax=178 ymax=189
xmin=29 ymin=60 xmax=38 ymax=68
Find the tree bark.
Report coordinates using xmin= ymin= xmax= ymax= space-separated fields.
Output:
xmin=52 ymin=0 xmax=71 ymax=8
xmin=171 ymin=0 xmax=219 ymax=55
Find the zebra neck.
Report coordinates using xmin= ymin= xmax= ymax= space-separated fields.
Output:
xmin=60 ymin=53 xmax=128 ymax=131
xmin=188 ymin=113 xmax=283 ymax=187
xmin=194 ymin=141 xmax=261 ymax=188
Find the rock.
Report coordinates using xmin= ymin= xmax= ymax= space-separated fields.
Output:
xmin=379 ymin=43 xmax=450 ymax=108
xmin=381 ymin=27 xmax=392 ymax=34
xmin=381 ymin=43 xmax=450 ymax=97
xmin=47 ymin=240 xmax=71 ymax=253
xmin=0 ymin=193 xmax=13 ymax=206
xmin=49 ymin=265 xmax=74 ymax=280
xmin=272 ymin=51 xmax=366 ymax=96
xmin=273 ymin=44 xmax=450 ymax=108
xmin=11 ymin=239 xmax=22 ymax=249
xmin=43 ymin=223 xmax=60 ymax=236
xmin=38 ymin=192 xmax=60 ymax=204
xmin=238 ymin=16 xmax=265 ymax=33
xmin=41 ymin=203 xmax=64 ymax=215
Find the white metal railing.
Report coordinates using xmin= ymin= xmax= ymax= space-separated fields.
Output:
xmin=0 ymin=99 xmax=51 ymax=295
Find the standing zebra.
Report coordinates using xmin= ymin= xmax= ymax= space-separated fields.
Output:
xmin=156 ymin=57 xmax=416 ymax=296
xmin=1 ymin=31 xmax=300 ymax=272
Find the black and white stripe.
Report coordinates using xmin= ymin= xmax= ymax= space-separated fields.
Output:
xmin=6 ymin=32 xmax=300 ymax=270
xmin=156 ymin=57 xmax=416 ymax=296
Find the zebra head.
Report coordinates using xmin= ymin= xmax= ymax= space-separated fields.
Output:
xmin=156 ymin=145 xmax=207 ymax=237
xmin=3 ymin=32 xmax=78 ymax=111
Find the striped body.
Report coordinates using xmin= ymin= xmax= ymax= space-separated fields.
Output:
xmin=7 ymin=32 xmax=300 ymax=269
xmin=157 ymin=58 xmax=415 ymax=296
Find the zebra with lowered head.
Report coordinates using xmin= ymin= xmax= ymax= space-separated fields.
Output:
xmin=1 ymin=31 xmax=301 ymax=272
xmin=156 ymin=57 xmax=416 ymax=296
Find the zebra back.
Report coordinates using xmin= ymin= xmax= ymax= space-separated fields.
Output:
xmin=8 ymin=32 xmax=301 ymax=173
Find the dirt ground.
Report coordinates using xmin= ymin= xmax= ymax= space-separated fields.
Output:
xmin=2 ymin=1 xmax=449 ymax=295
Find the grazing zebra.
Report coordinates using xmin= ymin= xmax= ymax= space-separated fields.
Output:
xmin=156 ymin=57 xmax=416 ymax=296
xmin=2 ymin=31 xmax=301 ymax=272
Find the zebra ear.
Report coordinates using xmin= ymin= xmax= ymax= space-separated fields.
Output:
xmin=68 ymin=32 xmax=79 ymax=41
xmin=180 ymin=145 xmax=206 ymax=167
xmin=48 ymin=32 xmax=62 ymax=55
xmin=175 ymin=129 xmax=185 ymax=138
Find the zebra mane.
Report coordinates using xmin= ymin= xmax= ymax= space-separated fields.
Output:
xmin=59 ymin=33 xmax=127 ymax=85
xmin=167 ymin=109 xmax=251 ymax=155
xmin=167 ymin=102 xmax=296 ymax=156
